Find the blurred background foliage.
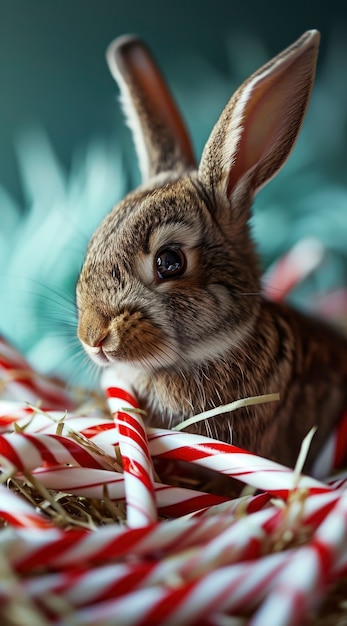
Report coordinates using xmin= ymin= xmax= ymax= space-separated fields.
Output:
xmin=0 ymin=0 xmax=346 ymax=384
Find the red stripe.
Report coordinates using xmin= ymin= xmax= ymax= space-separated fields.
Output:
xmin=93 ymin=563 xmax=153 ymax=602
xmin=0 ymin=346 xmax=29 ymax=368
xmin=0 ymin=415 xmax=21 ymax=427
xmin=154 ymin=445 xmax=213 ymax=462
xmin=0 ymin=357 xmax=26 ymax=371
xmin=23 ymin=433 xmax=59 ymax=466
xmin=16 ymin=530 xmax=86 ymax=572
xmin=137 ymin=580 xmax=198 ymax=626
xmin=227 ymin=562 xmax=289 ymax=614
xmin=149 ymin=431 xmax=253 ymax=456
xmin=117 ymin=412 xmax=146 ymax=437
xmin=0 ymin=512 xmax=49 ymax=529
xmin=50 ymin=567 xmax=87 ymax=594
xmin=122 ymin=458 xmax=154 ymax=493
xmin=46 ymin=434 xmax=106 ymax=470
xmin=117 ymin=415 xmax=151 ymax=460
xmin=88 ymin=526 xmax=156 ymax=564
xmin=304 ymin=496 xmax=339 ymax=528
xmin=245 ymin=492 xmax=271 ymax=513
xmin=0 ymin=435 xmax=25 ymax=470
xmin=239 ymin=536 xmax=263 ymax=561
xmin=311 ymin=537 xmax=334 ymax=575
xmin=79 ymin=422 xmax=116 ymax=438
xmin=158 ymin=493 xmax=228 ymax=518
xmin=54 ymin=563 xmax=154 ymax=602
xmin=105 ymin=386 xmax=139 ymax=408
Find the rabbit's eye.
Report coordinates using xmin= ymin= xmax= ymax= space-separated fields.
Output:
xmin=155 ymin=246 xmax=186 ymax=281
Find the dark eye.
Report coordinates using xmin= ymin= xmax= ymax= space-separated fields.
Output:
xmin=155 ymin=246 xmax=187 ymax=281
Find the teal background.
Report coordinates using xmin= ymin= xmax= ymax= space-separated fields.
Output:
xmin=0 ymin=1 xmax=346 ymax=383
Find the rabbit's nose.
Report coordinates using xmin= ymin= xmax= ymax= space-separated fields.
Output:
xmin=77 ymin=308 xmax=110 ymax=348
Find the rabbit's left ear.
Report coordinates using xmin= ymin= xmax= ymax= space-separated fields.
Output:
xmin=106 ymin=35 xmax=196 ymax=182
xmin=198 ymin=30 xmax=320 ymax=227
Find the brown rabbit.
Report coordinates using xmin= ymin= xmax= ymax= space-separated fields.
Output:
xmin=76 ymin=30 xmax=347 ymax=472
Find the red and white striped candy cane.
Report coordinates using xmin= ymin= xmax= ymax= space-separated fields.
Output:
xmin=250 ymin=489 xmax=347 ymax=626
xmin=8 ymin=517 xmax=233 ymax=573
xmin=0 ymin=432 xmax=113 ymax=472
xmin=0 ymin=483 xmax=50 ymax=529
xmin=147 ymin=428 xmax=330 ymax=500
xmin=0 ymin=335 xmax=75 ymax=410
xmin=5 ymin=489 xmax=338 ymax=574
xmin=18 ymin=549 xmax=284 ymax=620
xmin=47 ymin=550 xmax=289 ymax=626
xmin=263 ymin=238 xmax=325 ymax=303
xmin=31 ymin=465 xmax=228 ymax=518
xmin=102 ymin=369 xmax=157 ymax=527
xmin=0 ymin=404 xmax=118 ymax=454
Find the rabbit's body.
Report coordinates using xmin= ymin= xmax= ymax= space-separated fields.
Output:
xmin=77 ymin=30 xmax=347 ymax=471
xmin=136 ymin=299 xmax=347 ymax=469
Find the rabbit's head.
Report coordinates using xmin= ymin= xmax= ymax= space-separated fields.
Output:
xmin=77 ymin=31 xmax=319 ymax=375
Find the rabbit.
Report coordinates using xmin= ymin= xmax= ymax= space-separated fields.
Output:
xmin=76 ymin=30 xmax=347 ymax=472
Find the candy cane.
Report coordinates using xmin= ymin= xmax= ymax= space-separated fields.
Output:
xmin=0 ymin=404 xmax=119 ymax=461
xmin=0 ymin=432 xmax=113 ymax=472
xmin=9 ymin=550 xmax=291 ymax=624
xmin=0 ymin=336 xmax=75 ymax=410
xmin=8 ymin=518 xmax=228 ymax=573
xmin=250 ymin=489 xmax=347 ymax=626
xmin=1 ymin=492 xmax=346 ymax=624
xmin=263 ymin=238 xmax=325 ymax=303
xmin=2 ymin=401 xmax=325 ymax=507
xmin=31 ymin=465 xmax=228 ymax=518
xmin=46 ymin=551 xmax=291 ymax=626
xmin=15 ymin=551 xmax=285 ymax=620
xmin=0 ymin=400 xmax=36 ymax=433
xmin=0 ymin=483 xmax=50 ymax=529
xmin=147 ymin=428 xmax=330 ymax=499
xmin=102 ymin=369 xmax=157 ymax=527
xmin=2 ymin=488 xmax=338 ymax=574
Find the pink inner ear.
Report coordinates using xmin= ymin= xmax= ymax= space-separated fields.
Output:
xmin=226 ymin=53 xmax=313 ymax=198
xmin=119 ymin=43 xmax=196 ymax=169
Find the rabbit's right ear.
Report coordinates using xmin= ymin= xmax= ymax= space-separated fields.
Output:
xmin=198 ymin=30 xmax=320 ymax=232
xmin=106 ymin=35 xmax=196 ymax=183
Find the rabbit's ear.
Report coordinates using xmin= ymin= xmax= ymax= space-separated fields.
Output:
xmin=106 ymin=35 xmax=196 ymax=182
xmin=198 ymin=30 xmax=320 ymax=228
